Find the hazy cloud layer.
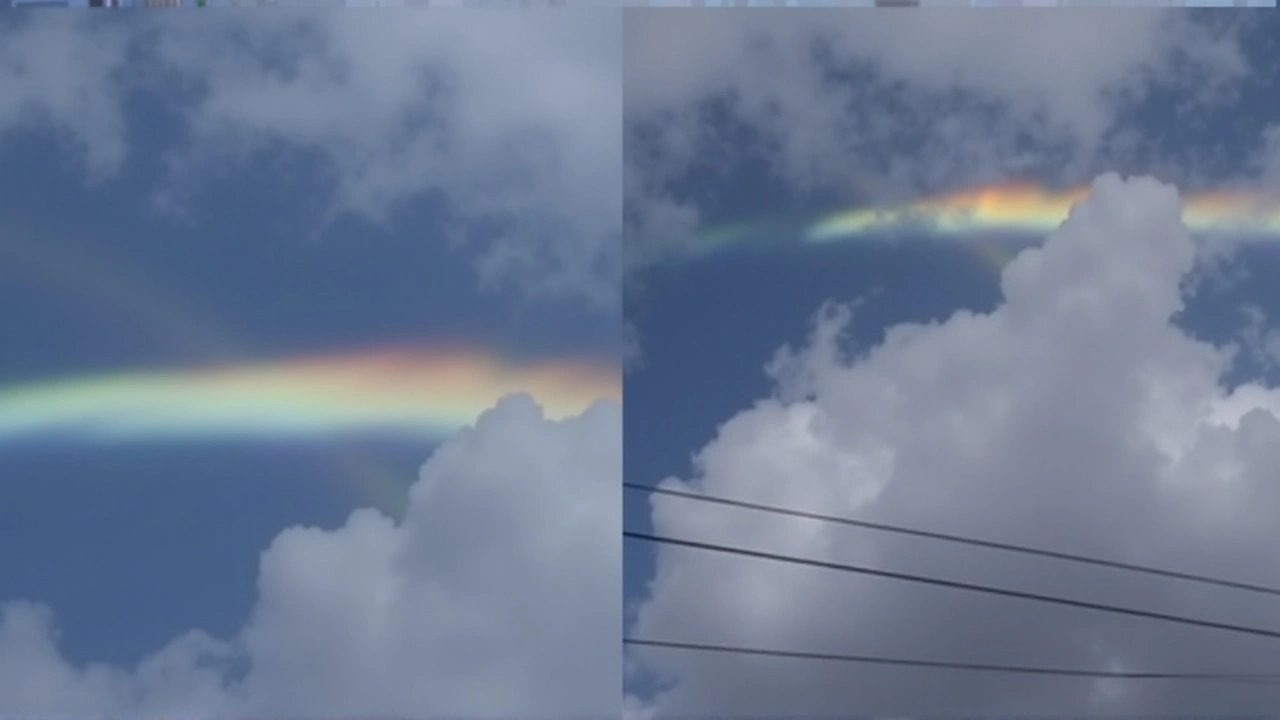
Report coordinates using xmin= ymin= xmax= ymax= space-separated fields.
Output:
xmin=623 ymin=11 xmax=1252 ymax=257
xmin=0 ymin=13 xmax=621 ymax=308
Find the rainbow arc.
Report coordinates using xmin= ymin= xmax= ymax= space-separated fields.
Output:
xmin=0 ymin=347 xmax=620 ymax=445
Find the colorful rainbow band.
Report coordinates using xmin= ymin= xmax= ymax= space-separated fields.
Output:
xmin=0 ymin=347 xmax=620 ymax=445
xmin=808 ymin=183 xmax=1280 ymax=242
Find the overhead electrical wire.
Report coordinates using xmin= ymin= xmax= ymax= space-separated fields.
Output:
xmin=623 ymin=482 xmax=1280 ymax=598
xmin=622 ymin=638 xmax=1280 ymax=685
xmin=623 ymin=484 xmax=1280 ymax=681
xmin=623 ymin=530 xmax=1280 ymax=642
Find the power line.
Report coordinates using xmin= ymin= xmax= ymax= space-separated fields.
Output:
xmin=624 ymin=530 xmax=1280 ymax=642
xmin=623 ymin=638 xmax=1280 ymax=685
xmin=624 ymin=481 xmax=1280 ymax=599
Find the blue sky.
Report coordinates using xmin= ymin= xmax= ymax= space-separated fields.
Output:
xmin=15 ymin=10 xmax=1280 ymax=718
xmin=0 ymin=13 xmax=620 ymax=717
xmin=0 ymin=104 xmax=609 ymax=669
xmin=624 ymin=10 xmax=1280 ymax=716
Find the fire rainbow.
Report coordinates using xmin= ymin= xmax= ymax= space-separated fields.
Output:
xmin=808 ymin=181 xmax=1280 ymax=243
xmin=0 ymin=346 xmax=620 ymax=446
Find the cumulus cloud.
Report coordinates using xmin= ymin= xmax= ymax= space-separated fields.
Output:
xmin=0 ymin=395 xmax=621 ymax=718
xmin=628 ymin=174 xmax=1280 ymax=715
xmin=0 ymin=13 xmax=620 ymax=309
xmin=1236 ymin=304 xmax=1280 ymax=372
xmin=623 ymin=11 xmax=1250 ymax=256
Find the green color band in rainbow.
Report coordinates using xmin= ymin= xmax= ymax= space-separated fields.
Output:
xmin=0 ymin=347 xmax=620 ymax=445
xmin=808 ymin=181 xmax=1280 ymax=242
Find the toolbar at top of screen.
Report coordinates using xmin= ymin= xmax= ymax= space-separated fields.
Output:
xmin=6 ymin=0 xmax=622 ymax=6
xmin=5 ymin=0 xmax=1277 ymax=5
xmin=630 ymin=0 xmax=1275 ymax=5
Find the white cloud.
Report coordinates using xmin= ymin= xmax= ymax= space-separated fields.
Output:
xmin=0 ymin=15 xmax=132 ymax=181
xmin=624 ymin=11 xmax=1250 ymax=254
xmin=628 ymin=174 xmax=1280 ymax=714
xmin=1238 ymin=305 xmax=1276 ymax=368
xmin=0 ymin=13 xmax=620 ymax=309
xmin=0 ymin=394 xmax=621 ymax=718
